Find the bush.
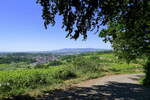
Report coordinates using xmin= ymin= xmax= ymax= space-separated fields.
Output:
xmin=52 ymin=68 xmax=76 ymax=80
xmin=48 ymin=60 xmax=63 ymax=66
xmin=0 ymin=68 xmax=59 ymax=97
xmin=60 ymin=55 xmax=78 ymax=62
xmin=71 ymin=57 xmax=100 ymax=73
xmin=143 ymin=57 xmax=150 ymax=86
xmin=0 ymin=67 xmax=77 ymax=97
xmin=34 ymin=64 xmax=48 ymax=69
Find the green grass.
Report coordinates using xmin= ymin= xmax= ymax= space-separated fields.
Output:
xmin=0 ymin=64 xmax=15 ymax=70
xmin=0 ymin=66 xmax=76 ymax=98
xmin=0 ymin=51 xmax=144 ymax=99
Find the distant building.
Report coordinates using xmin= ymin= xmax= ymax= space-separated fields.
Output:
xmin=31 ymin=56 xmax=58 ymax=65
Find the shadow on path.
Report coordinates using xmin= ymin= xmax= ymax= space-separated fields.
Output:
xmin=41 ymin=82 xmax=150 ymax=100
xmin=8 ymin=74 xmax=150 ymax=100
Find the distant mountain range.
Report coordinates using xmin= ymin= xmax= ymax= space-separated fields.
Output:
xmin=0 ymin=48 xmax=112 ymax=55
xmin=50 ymin=48 xmax=111 ymax=55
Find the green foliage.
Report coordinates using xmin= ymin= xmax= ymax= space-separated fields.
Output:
xmin=52 ymin=68 xmax=76 ymax=80
xmin=60 ymin=55 xmax=78 ymax=63
xmin=98 ymin=1 xmax=149 ymax=84
xmin=48 ymin=60 xmax=63 ymax=66
xmin=108 ymin=64 xmax=143 ymax=73
xmin=0 ymin=51 xmax=144 ymax=99
xmin=144 ymin=57 xmax=150 ymax=85
xmin=34 ymin=64 xmax=48 ymax=69
xmin=0 ymin=56 xmax=35 ymax=64
xmin=0 ymin=63 xmax=33 ymax=70
xmin=100 ymin=20 xmax=150 ymax=63
xmin=37 ymin=0 xmax=149 ymax=41
xmin=0 ymin=67 xmax=75 ymax=97
xmin=71 ymin=57 xmax=99 ymax=73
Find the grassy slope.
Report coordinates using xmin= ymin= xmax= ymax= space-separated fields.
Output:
xmin=0 ymin=51 xmax=144 ymax=99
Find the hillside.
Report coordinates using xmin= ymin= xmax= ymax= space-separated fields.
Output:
xmin=0 ymin=51 xmax=145 ymax=99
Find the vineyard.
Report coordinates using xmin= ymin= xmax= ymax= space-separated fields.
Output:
xmin=0 ymin=51 xmax=144 ymax=99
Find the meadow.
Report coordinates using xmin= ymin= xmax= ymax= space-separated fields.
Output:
xmin=0 ymin=51 xmax=144 ymax=99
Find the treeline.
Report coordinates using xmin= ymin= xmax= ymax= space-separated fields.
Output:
xmin=0 ymin=56 xmax=35 ymax=64
xmin=0 ymin=52 xmax=55 ymax=57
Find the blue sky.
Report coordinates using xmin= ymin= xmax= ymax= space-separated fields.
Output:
xmin=0 ymin=0 xmax=111 ymax=52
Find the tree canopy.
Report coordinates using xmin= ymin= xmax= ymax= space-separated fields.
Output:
xmin=37 ymin=0 xmax=149 ymax=40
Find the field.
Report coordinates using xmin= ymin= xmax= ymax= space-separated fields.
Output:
xmin=0 ymin=51 xmax=144 ymax=99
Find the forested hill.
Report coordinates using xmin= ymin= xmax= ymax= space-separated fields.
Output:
xmin=50 ymin=48 xmax=111 ymax=55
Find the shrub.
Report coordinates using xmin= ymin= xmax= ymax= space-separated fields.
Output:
xmin=48 ymin=60 xmax=63 ymax=66
xmin=52 ymin=68 xmax=76 ymax=80
xmin=34 ymin=64 xmax=48 ymax=69
xmin=71 ymin=57 xmax=100 ymax=73
xmin=0 ymin=68 xmax=58 ymax=96
xmin=143 ymin=57 xmax=150 ymax=86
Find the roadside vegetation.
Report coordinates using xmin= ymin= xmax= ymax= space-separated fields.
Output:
xmin=0 ymin=51 xmax=144 ymax=99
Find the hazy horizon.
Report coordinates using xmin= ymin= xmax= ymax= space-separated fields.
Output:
xmin=0 ymin=48 xmax=112 ymax=52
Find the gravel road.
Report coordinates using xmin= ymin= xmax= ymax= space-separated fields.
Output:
xmin=14 ymin=74 xmax=149 ymax=100
xmin=44 ymin=73 xmax=150 ymax=100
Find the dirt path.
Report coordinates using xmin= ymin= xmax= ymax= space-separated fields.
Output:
xmin=75 ymin=73 xmax=144 ymax=87
xmin=37 ymin=73 xmax=150 ymax=100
